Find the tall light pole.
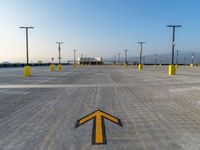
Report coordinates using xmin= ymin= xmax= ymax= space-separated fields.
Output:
xmin=137 ymin=42 xmax=145 ymax=64
xmin=118 ymin=53 xmax=120 ymax=65
xmin=176 ymin=50 xmax=179 ymax=65
xmin=124 ymin=50 xmax=128 ymax=65
xmin=183 ymin=57 xmax=186 ymax=65
xmin=159 ymin=57 xmax=162 ymax=65
xmin=80 ymin=54 xmax=83 ymax=65
xmin=56 ymin=42 xmax=64 ymax=64
xmin=154 ymin=54 xmax=157 ymax=65
xmin=167 ymin=25 xmax=181 ymax=65
xmin=73 ymin=49 xmax=77 ymax=67
xmin=114 ymin=55 xmax=116 ymax=64
xmin=19 ymin=26 xmax=34 ymax=65
xmin=192 ymin=53 xmax=194 ymax=64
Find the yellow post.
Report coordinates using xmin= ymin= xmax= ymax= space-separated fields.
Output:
xmin=58 ymin=64 xmax=62 ymax=71
xmin=154 ymin=64 xmax=156 ymax=68
xmin=175 ymin=64 xmax=178 ymax=69
xmin=24 ymin=66 xmax=31 ymax=77
xmin=190 ymin=64 xmax=193 ymax=68
xmin=50 ymin=64 xmax=55 ymax=71
xmin=168 ymin=65 xmax=176 ymax=75
xmin=138 ymin=64 xmax=143 ymax=70
xmin=73 ymin=64 xmax=77 ymax=69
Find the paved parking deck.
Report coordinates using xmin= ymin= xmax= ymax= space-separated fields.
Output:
xmin=0 ymin=65 xmax=200 ymax=150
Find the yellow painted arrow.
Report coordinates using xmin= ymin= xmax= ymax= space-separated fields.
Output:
xmin=75 ymin=109 xmax=123 ymax=145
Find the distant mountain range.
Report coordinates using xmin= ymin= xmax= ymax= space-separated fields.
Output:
xmin=1 ymin=51 xmax=200 ymax=65
xmin=105 ymin=51 xmax=200 ymax=64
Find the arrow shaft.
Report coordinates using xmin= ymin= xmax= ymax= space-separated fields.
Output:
xmin=96 ymin=115 xmax=103 ymax=144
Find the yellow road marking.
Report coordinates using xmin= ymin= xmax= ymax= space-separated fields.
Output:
xmin=76 ymin=109 xmax=123 ymax=144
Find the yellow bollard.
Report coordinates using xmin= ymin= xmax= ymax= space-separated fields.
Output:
xmin=58 ymin=64 xmax=62 ymax=71
xmin=24 ymin=65 xmax=31 ymax=77
xmin=190 ymin=64 xmax=193 ymax=68
xmin=175 ymin=64 xmax=178 ymax=69
xmin=168 ymin=65 xmax=176 ymax=75
xmin=50 ymin=64 xmax=55 ymax=72
xmin=73 ymin=64 xmax=77 ymax=69
xmin=124 ymin=64 xmax=128 ymax=68
xmin=138 ymin=64 xmax=143 ymax=70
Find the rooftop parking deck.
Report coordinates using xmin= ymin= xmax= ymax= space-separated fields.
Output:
xmin=0 ymin=65 xmax=199 ymax=150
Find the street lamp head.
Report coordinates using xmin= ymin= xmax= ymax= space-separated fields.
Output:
xmin=137 ymin=42 xmax=145 ymax=44
xmin=56 ymin=42 xmax=64 ymax=44
xmin=19 ymin=26 xmax=34 ymax=29
xmin=167 ymin=25 xmax=182 ymax=28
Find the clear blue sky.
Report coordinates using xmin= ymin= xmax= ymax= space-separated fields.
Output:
xmin=0 ymin=0 xmax=200 ymax=63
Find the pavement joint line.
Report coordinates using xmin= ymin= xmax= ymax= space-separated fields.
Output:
xmin=0 ymin=84 xmax=141 ymax=88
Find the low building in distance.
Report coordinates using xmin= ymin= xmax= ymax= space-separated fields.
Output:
xmin=77 ymin=57 xmax=103 ymax=65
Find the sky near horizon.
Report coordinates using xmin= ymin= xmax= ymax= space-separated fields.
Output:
xmin=0 ymin=0 xmax=200 ymax=63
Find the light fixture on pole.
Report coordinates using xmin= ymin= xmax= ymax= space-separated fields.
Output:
xmin=56 ymin=42 xmax=64 ymax=71
xmin=191 ymin=53 xmax=194 ymax=67
xmin=124 ymin=50 xmax=128 ymax=67
xmin=167 ymin=25 xmax=182 ymax=75
xmin=19 ymin=26 xmax=34 ymax=77
xmin=154 ymin=54 xmax=157 ymax=67
xmin=137 ymin=41 xmax=145 ymax=70
xmin=56 ymin=42 xmax=64 ymax=64
xmin=73 ymin=49 xmax=78 ymax=68
xmin=114 ymin=55 xmax=116 ymax=65
xmin=118 ymin=53 xmax=120 ymax=65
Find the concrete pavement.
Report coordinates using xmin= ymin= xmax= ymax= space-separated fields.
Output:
xmin=0 ymin=65 xmax=199 ymax=150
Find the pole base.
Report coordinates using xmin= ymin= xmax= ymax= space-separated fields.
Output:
xmin=24 ymin=66 xmax=31 ymax=77
xmin=58 ymin=64 xmax=62 ymax=71
xmin=175 ymin=64 xmax=178 ymax=69
xmin=73 ymin=64 xmax=77 ymax=69
xmin=138 ymin=64 xmax=143 ymax=70
xmin=168 ymin=65 xmax=176 ymax=75
xmin=190 ymin=64 xmax=193 ymax=68
xmin=124 ymin=64 xmax=128 ymax=68
xmin=50 ymin=64 xmax=55 ymax=71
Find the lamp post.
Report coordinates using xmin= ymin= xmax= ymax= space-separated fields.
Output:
xmin=19 ymin=26 xmax=34 ymax=77
xmin=143 ymin=56 xmax=145 ymax=65
xmin=137 ymin=42 xmax=145 ymax=70
xmin=56 ymin=42 xmax=64 ymax=64
xmin=159 ymin=57 xmax=162 ymax=66
xmin=19 ymin=26 xmax=34 ymax=65
xmin=137 ymin=42 xmax=145 ymax=64
xmin=167 ymin=25 xmax=181 ymax=65
xmin=183 ymin=57 xmax=186 ymax=65
xmin=124 ymin=50 xmax=128 ymax=66
xmin=73 ymin=49 xmax=77 ymax=68
xmin=167 ymin=25 xmax=181 ymax=75
xmin=114 ymin=55 xmax=116 ymax=65
xmin=191 ymin=53 xmax=194 ymax=67
xmin=56 ymin=42 xmax=64 ymax=71
xmin=118 ymin=53 xmax=120 ymax=65
xmin=176 ymin=50 xmax=179 ymax=65
xmin=80 ymin=54 xmax=83 ymax=65
xmin=154 ymin=54 xmax=157 ymax=67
